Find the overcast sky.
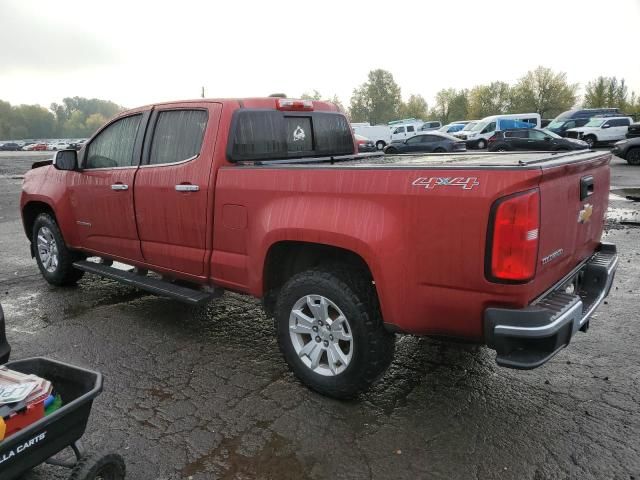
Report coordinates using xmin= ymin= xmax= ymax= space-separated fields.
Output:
xmin=1 ymin=0 xmax=639 ymax=110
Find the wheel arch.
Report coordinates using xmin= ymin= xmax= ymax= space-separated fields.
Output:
xmin=22 ymin=200 xmax=57 ymax=240
xmin=262 ymin=241 xmax=376 ymax=317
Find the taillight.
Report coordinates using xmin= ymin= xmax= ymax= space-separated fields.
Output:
xmin=276 ymin=98 xmax=314 ymax=111
xmin=488 ymin=134 xmax=497 ymax=142
xmin=487 ymin=189 xmax=540 ymax=282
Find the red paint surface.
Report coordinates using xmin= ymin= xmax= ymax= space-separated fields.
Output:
xmin=21 ymin=98 xmax=611 ymax=340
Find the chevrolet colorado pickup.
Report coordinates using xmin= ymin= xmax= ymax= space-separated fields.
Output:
xmin=20 ymin=98 xmax=618 ymax=399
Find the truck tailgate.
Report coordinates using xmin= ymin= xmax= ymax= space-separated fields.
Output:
xmin=533 ymin=154 xmax=610 ymax=295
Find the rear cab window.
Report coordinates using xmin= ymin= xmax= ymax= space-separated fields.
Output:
xmin=228 ymin=110 xmax=354 ymax=162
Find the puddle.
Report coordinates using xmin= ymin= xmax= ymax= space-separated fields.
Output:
xmin=610 ymin=187 xmax=640 ymax=202
xmin=607 ymin=207 xmax=640 ymax=225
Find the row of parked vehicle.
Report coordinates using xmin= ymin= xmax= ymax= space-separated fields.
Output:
xmin=352 ymin=108 xmax=640 ymax=164
xmin=0 ymin=139 xmax=87 ymax=152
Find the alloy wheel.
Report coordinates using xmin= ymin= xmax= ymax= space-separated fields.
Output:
xmin=37 ymin=226 xmax=59 ymax=273
xmin=289 ymin=295 xmax=354 ymax=376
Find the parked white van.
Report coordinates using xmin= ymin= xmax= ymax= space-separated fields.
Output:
xmin=456 ymin=113 xmax=541 ymax=149
xmin=389 ymin=121 xmax=424 ymax=143
xmin=351 ymin=123 xmax=392 ymax=150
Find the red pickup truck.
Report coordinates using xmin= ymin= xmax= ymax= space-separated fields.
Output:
xmin=20 ymin=98 xmax=618 ymax=398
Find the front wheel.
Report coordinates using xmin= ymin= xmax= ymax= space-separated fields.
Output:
xmin=626 ymin=148 xmax=640 ymax=165
xmin=384 ymin=147 xmax=398 ymax=154
xmin=70 ymin=452 xmax=126 ymax=480
xmin=583 ymin=135 xmax=597 ymax=149
xmin=275 ymin=266 xmax=395 ymax=399
xmin=476 ymin=139 xmax=487 ymax=149
xmin=375 ymin=141 xmax=386 ymax=150
xmin=32 ymin=213 xmax=84 ymax=286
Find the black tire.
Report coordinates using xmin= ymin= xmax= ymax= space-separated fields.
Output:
xmin=275 ymin=266 xmax=395 ymax=399
xmin=583 ymin=135 xmax=597 ymax=149
xmin=70 ymin=452 xmax=126 ymax=480
xmin=476 ymin=139 xmax=487 ymax=149
xmin=32 ymin=213 xmax=84 ymax=286
xmin=433 ymin=147 xmax=446 ymax=153
xmin=385 ymin=147 xmax=398 ymax=155
xmin=492 ymin=144 xmax=510 ymax=152
xmin=375 ymin=141 xmax=386 ymax=150
xmin=626 ymin=148 xmax=640 ymax=165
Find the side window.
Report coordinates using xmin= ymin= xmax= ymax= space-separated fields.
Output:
xmin=407 ymin=126 xmax=415 ymax=133
xmin=565 ymin=120 xmax=577 ymax=129
xmin=603 ymin=120 xmax=612 ymax=128
xmin=406 ymin=136 xmax=423 ymax=144
xmin=149 ymin=110 xmax=208 ymax=165
xmin=422 ymin=135 xmax=438 ymax=143
xmin=394 ymin=127 xmax=405 ymax=134
xmin=482 ymin=122 xmax=496 ymax=134
xmin=85 ymin=115 xmax=142 ymax=169
xmin=528 ymin=130 xmax=547 ymax=140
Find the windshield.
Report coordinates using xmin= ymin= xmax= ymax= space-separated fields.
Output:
xmin=547 ymin=120 xmax=565 ymax=129
xmin=471 ymin=121 xmax=488 ymax=132
xmin=585 ymin=118 xmax=606 ymax=128
xmin=462 ymin=122 xmax=477 ymax=131
xmin=542 ymin=129 xmax=562 ymax=139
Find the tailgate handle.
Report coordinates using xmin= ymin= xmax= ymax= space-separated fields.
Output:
xmin=580 ymin=175 xmax=594 ymax=201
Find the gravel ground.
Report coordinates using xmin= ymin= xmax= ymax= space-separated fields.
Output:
xmin=0 ymin=151 xmax=639 ymax=480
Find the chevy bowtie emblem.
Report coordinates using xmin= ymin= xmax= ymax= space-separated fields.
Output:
xmin=578 ymin=203 xmax=593 ymax=224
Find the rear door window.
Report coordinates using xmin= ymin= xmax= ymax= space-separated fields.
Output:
xmin=406 ymin=126 xmax=415 ymax=133
xmin=149 ymin=110 xmax=208 ymax=165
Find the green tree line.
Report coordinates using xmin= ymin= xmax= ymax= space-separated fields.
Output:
xmin=0 ymin=97 xmax=123 ymax=140
xmin=344 ymin=67 xmax=640 ymax=125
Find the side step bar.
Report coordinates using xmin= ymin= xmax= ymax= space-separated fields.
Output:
xmin=73 ymin=261 xmax=216 ymax=305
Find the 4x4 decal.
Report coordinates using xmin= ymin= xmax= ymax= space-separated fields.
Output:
xmin=412 ymin=177 xmax=480 ymax=190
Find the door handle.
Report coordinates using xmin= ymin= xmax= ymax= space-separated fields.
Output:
xmin=111 ymin=184 xmax=129 ymax=191
xmin=580 ymin=175 xmax=594 ymax=200
xmin=175 ymin=184 xmax=199 ymax=192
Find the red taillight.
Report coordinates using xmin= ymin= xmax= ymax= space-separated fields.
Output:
xmin=488 ymin=134 xmax=497 ymax=142
xmin=276 ymin=98 xmax=314 ymax=111
xmin=488 ymin=189 xmax=540 ymax=282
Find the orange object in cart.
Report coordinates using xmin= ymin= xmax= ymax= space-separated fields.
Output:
xmin=1 ymin=399 xmax=45 ymax=438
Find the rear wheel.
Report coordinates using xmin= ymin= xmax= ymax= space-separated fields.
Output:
xmin=495 ymin=145 xmax=509 ymax=152
xmin=375 ymin=141 xmax=386 ymax=150
xmin=433 ymin=147 xmax=446 ymax=153
xmin=583 ymin=135 xmax=597 ymax=149
xmin=275 ymin=266 xmax=395 ymax=399
xmin=32 ymin=213 xmax=84 ymax=286
xmin=476 ymin=139 xmax=487 ymax=149
xmin=627 ymin=148 xmax=640 ymax=165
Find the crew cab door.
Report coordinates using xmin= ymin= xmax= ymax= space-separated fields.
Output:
xmin=69 ymin=111 xmax=149 ymax=261
xmin=133 ymin=103 xmax=221 ymax=278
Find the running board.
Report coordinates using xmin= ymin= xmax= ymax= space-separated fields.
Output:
xmin=73 ymin=261 xmax=215 ymax=305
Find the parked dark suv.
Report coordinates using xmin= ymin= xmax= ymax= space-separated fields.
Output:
xmin=546 ymin=108 xmax=621 ymax=137
xmin=488 ymin=128 xmax=588 ymax=152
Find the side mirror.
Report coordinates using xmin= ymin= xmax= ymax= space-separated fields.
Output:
xmin=544 ymin=136 xmax=551 ymax=141
xmin=602 ymin=124 xmax=611 ymax=129
xmin=53 ymin=149 xmax=78 ymax=171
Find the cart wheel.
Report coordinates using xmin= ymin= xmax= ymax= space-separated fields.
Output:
xmin=69 ymin=452 xmax=126 ymax=480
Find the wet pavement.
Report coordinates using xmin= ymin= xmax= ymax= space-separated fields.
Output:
xmin=0 ymin=152 xmax=639 ymax=479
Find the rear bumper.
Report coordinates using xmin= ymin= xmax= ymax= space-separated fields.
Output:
xmin=484 ymin=243 xmax=618 ymax=369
